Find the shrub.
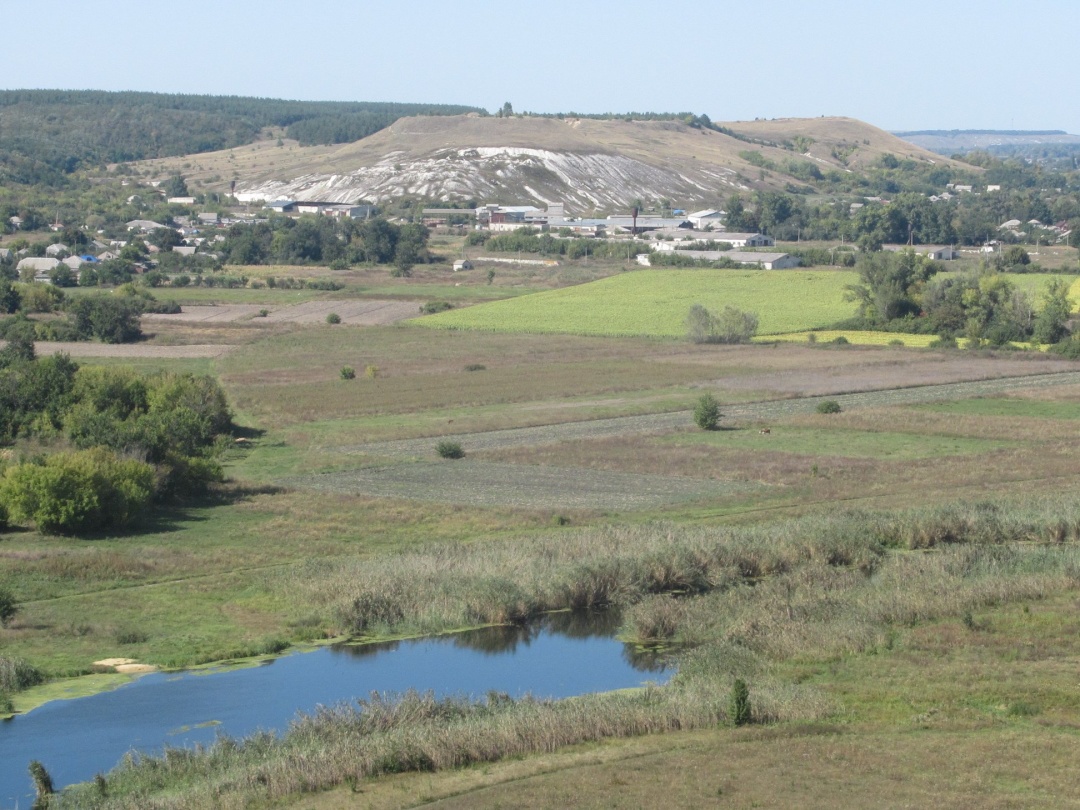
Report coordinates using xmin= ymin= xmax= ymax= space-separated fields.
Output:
xmin=257 ymin=309 xmax=269 ymax=317
xmin=816 ymin=400 xmax=842 ymax=414
xmin=693 ymin=393 xmax=721 ymax=430
xmin=340 ymin=366 xmax=356 ymax=380
xmin=0 ymin=655 xmax=43 ymax=691
xmin=436 ymin=440 xmax=465 ymax=459
xmin=929 ymin=335 xmax=958 ymax=349
xmin=0 ymin=448 xmax=156 ymax=535
xmin=686 ymin=304 xmax=759 ymax=344
xmin=464 ymin=363 xmax=486 ymax=372
xmin=0 ymin=588 xmax=17 ymax=627
xmin=831 ymin=335 xmax=849 ymax=345
xmin=420 ymin=301 xmax=454 ymax=314
xmin=29 ymin=760 xmax=54 ymax=807
xmin=326 ymin=312 xmax=341 ymax=325
xmin=365 ymin=364 xmax=379 ymax=379
xmin=730 ymin=678 xmax=752 ymax=726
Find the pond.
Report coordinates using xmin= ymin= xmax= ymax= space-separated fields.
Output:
xmin=0 ymin=611 xmax=672 ymax=806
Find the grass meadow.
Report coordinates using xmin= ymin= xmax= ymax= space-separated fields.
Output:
xmin=415 ymin=268 xmax=861 ymax=337
xmin=5 ymin=263 xmax=1080 ymax=807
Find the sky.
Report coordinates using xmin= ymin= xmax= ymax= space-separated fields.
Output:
xmin=3 ymin=0 xmax=1079 ymax=134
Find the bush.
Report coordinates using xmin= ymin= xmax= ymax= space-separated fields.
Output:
xmin=326 ymin=312 xmax=341 ymax=325
xmin=693 ymin=393 xmax=721 ymax=430
xmin=816 ymin=400 xmax=842 ymax=414
xmin=0 ymin=655 xmax=43 ymax=691
xmin=0 ymin=588 xmax=17 ymax=627
xmin=257 ymin=309 xmax=269 ymax=317
xmin=420 ymin=301 xmax=454 ymax=314
xmin=0 ymin=448 xmax=156 ymax=535
xmin=831 ymin=335 xmax=849 ymax=345
xmin=340 ymin=366 xmax=356 ymax=380
xmin=686 ymin=304 xmax=759 ymax=344
xmin=929 ymin=335 xmax=958 ymax=349
xmin=464 ymin=363 xmax=486 ymax=372
xmin=365 ymin=364 xmax=379 ymax=379
xmin=730 ymin=678 xmax=752 ymax=726
xmin=436 ymin=440 xmax=465 ymax=459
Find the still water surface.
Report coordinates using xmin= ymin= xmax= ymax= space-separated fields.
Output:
xmin=1 ymin=612 xmax=670 ymax=806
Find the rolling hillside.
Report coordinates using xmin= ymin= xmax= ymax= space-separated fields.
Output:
xmin=134 ymin=114 xmax=969 ymax=214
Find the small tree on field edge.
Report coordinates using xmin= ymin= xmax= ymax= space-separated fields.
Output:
xmin=0 ymin=587 xmax=17 ymax=627
xmin=730 ymin=678 xmax=752 ymax=726
xmin=694 ymin=393 xmax=721 ymax=430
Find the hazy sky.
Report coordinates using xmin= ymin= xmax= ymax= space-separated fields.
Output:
xmin=4 ymin=0 xmax=1078 ymax=133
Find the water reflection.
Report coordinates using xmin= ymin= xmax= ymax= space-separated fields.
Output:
xmin=1 ymin=608 xmax=675 ymax=805
xmin=330 ymin=610 xmax=673 ymax=673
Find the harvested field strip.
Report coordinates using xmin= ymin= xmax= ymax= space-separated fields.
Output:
xmin=283 ymin=461 xmax=748 ymax=511
xmin=666 ymin=426 xmax=1013 ymax=459
xmin=144 ymin=299 xmax=421 ymax=326
xmin=262 ymin=299 xmax=420 ymax=325
xmin=340 ymin=371 xmax=1080 ymax=459
xmin=0 ymin=341 xmax=232 ymax=358
xmin=414 ymin=269 xmax=859 ymax=337
xmin=143 ymin=305 xmax=271 ymax=323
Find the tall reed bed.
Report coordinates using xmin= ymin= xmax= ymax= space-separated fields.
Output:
xmin=53 ymin=496 xmax=1080 ymax=807
xmin=292 ymin=496 xmax=1080 ymax=641
xmin=60 ymin=674 xmax=829 ymax=809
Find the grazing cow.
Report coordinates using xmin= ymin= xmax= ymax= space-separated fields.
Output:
xmin=759 ymin=428 xmax=771 ymax=435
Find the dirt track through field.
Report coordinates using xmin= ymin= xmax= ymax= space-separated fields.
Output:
xmin=341 ymin=370 xmax=1080 ymax=459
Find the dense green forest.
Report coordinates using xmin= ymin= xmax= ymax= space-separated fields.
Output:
xmin=0 ymin=90 xmax=482 ymax=186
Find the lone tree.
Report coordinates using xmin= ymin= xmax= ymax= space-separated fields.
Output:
xmin=693 ymin=393 xmax=721 ymax=430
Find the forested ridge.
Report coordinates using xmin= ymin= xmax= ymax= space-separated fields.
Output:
xmin=0 ymin=90 xmax=483 ymax=185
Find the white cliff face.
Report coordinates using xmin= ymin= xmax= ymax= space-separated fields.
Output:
xmin=235 ymin=146 xmax=749 ymax=208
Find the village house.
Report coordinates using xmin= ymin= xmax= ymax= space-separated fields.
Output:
xmin=45 ymin=243 xmax=69 ymax=257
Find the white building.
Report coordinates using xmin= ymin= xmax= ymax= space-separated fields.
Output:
xmin=687 ymin=209 xmax=726 ymax=229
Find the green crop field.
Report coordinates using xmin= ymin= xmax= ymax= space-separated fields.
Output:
xmin=415 ymin=269 xmax=860 ymax=337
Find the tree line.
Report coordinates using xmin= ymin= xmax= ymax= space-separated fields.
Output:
xmin=0 ymin=90 xmax=482 ymax=186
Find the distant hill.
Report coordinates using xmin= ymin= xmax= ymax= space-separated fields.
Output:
xmin=0 ymin=90 xmax=483 ymax=185
xmin=136 ymin=114 xmax=967 ymax=213
xmin=896 ymin=129 xmax=1080 ymax=156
